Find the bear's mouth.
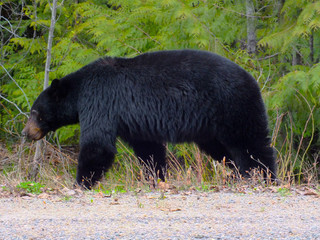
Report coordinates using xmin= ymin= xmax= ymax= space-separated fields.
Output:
xmin=28 ymin=129 xmax=45 ymax=140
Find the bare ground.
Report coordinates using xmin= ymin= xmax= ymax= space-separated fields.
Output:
xmin=0 ymin=187 xmax=320 ymax=240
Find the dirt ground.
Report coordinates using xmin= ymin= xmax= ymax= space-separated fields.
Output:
xmin=0 ymin=187 xmax=320 ymax=240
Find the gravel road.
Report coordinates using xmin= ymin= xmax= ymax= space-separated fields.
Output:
xmin=0 ymin=189 xmax=320 ymax=240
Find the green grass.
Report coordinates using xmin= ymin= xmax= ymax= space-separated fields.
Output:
xmin=62 ymin=195 xmax=73 ymax=201
xmin=16 ymin=181 xmax=45 ymax=195
xmin=277 ymin=187 xmax=291 ymax=197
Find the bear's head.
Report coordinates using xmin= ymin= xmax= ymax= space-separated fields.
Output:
xmin=22 ymin=79 xmax=64 ymax=140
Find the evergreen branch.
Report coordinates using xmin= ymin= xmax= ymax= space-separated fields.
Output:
xmin=0 ymin=63 xmax=31 ymax=109
xmin=50 ymin=39 xmax=73 ymax=73
xmin=212 ymin=3 xmax=273 ymax=18
xmin=134 ymin=25 xmax=161 ymax=45
xmin=0 ymin=0 xmax=38 ymax=90
xmin=117 ymin=39 xmax=142 ymax=54
xmin=175 ymin=0 xmax=231 ymax=54
xmin=189 ymin=11 xmax=231 ymax=54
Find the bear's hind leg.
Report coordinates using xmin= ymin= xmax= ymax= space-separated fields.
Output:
xmin=129 ymin=141 xmax=166 ymax=181
xmin=228 ymin=145 xmax=276 ymax=180
xmin=77 ymin=142 xmax=115 ymax=189
xmin=196 ymin=139 xmax=234 ymax=168
xmin=248 ymin=145 xmax=277 ymax=179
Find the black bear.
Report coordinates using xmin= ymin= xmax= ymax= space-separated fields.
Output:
xmin=22 ymin=50 xmax=276 ymax=188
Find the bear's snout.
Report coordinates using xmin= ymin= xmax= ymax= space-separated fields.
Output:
xmin=22 ymin=119 xmax=45 ymax=141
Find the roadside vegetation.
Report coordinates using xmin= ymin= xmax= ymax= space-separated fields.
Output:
xmin=1 ymin=0 xmax=320 ymax=194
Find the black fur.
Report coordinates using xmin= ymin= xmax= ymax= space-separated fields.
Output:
xmin=27 ymin=50 xmax=276 ymax=188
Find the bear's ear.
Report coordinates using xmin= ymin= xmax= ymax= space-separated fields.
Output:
xmin=51 ymin=79 xmax=60 ymax=90
xmin=48 ymin=78 xmax=65 ymax=99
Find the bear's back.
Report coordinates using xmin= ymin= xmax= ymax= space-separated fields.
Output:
xmin=95 ymin=50 xmax=252 ymax=90
xmin=113 ymin=49 xmax=234 ymax=70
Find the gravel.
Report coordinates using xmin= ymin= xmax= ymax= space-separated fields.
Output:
xmin=0 ymin=190 xmax=320 ymax=239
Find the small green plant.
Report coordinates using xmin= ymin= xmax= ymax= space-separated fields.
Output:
xmin=137 ymin=200 xmax=144 ymax=208
xmin=196 ymin=183 xmax=211 ymax=192
xmin=112 ymin=185 xmax=127 ymax=193
xmin=16 ymin=181 xmax=45 ymax=195
xmin=277 ymin=187 xmax=291 ymax=197
xmin=159 ymin=191 xmax=166 ymax=200
xmin=94 ymin=184 xmax=127 ymax=195
xmin=62 ymin=196 xmax=73 ymax=201
xmin=101 ymin=189 xmax=112 ymax=195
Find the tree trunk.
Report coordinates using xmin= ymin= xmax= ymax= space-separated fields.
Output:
xmin=30 ymin=0 xmax=58 ymax=180
xmin=292 ymin=48 xmax=302 ymax=66
xmin=275 ymin=0 xmax=285 ymax=21
xmin=309 ymin=31 xmax=314 ymax=64
xmin=43 ymin=0 xmax=57 ymax=89
xmin=246 ymin=0 xmax=256 ymax=54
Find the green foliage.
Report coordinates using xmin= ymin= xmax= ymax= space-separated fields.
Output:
xmin=75 ymin=0 xmax=229 ymax=55
xmin=277 ymin=187 xmax=291 ymax=197
xmin=269 ymin=64 xmax=320 ymax=137
xmin=258 ymin=0 xmax=320 ymax=62
xmin=55 ymin=125 xmax=80 ymax=144
xmin=94 ymin=185 xmax=127 ymax=195
xmin=16 ymin=181 xmax=45 ymax=195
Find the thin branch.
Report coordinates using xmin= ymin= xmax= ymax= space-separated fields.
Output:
xmin=0 ymin=1 xmax=25 ymax=47
xmin=293 ymin=46 xmax=311 ymax=67
xmin=0 ymin=94 xmax=28 ymax=118
xmin=0 ymin=1 xmax=38 ymax=91
xmin=44 ymin=0 xmax=58 ymax=89
xmin=0 ymin=63 xmax=31 ymax=109
xmin=31 ymin=0 xmax=59 ymax=180
xmin=58 ymin=0 xmax=66 ymax=8
xmin=134 ymin=25 xmax=161 ymax=45
xmin=117 ymin=39 xmax=142 ymax=54
xmin=257 ymin=53 xmax=280 ymax=61
xmin=0 ymin=16 xmax=21 ymax=38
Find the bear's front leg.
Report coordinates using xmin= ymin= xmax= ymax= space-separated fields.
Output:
xmin=76 ymin=142 xmax=115 ymax=189
xmin=129 ymin=140 xmax=167 ymax=181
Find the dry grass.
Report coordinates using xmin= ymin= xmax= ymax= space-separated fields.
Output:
xmin=1 ymin=123 xmax=319 ymax=195
xmin=0 ymin=140 xmax=76 ymax=192
xmin=271 ymin=109 xmax=319 ymax=185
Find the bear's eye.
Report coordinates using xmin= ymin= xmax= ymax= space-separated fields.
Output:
xmin=37 ymin=114 xmax=43 ymax=121
xmin=31 ymin=110 xmax=42 ymax=121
